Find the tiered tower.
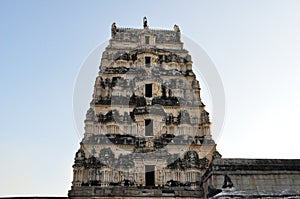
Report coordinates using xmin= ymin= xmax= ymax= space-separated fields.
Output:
xmin=69 ymin=18 xmax=219 ymax=198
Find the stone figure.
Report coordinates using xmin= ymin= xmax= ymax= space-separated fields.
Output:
xmin=222 ymin=174 xmax=234 ymax=188
xmin=111 ymin=22 xmax=117 ymax=37
xmin=201 ymin=110 xmax=210 ymax=124
xmin=91 ymin=148 xmax=96 ymax=156
xmin=146 ymin=138 xmax=154 ymax=148
xmin=99 ymin=148 xmax=115 ymax=166
xmin=86 ymin=108 xmax=95 ymax=121
xmin=174 ymin=24 xmax=180 ymax=32
xmin=185 ymin=150 xmax=199 ymax=168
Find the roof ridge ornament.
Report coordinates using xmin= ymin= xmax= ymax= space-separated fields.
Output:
xmin=143 ymin=16 xmax=149 ymax=29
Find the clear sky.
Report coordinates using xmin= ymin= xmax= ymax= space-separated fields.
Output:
xmin=0 ymin=0 xmax=300 ymax=197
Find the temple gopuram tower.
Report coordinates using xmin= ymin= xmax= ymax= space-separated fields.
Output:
xmin=69 ymin=18 xmax=219 ymax=198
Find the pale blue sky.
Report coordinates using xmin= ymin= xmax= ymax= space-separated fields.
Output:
xmin=1 ymin=0 xmax=300 ymax=197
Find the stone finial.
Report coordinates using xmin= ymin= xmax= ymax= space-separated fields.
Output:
xmin=213 ymin=151 xmax=222 ymax=160
xmin=111 ymin=22 xmax=117 ymax=37
xmin=143 ymin=17 xmax=148 ymax=29
xmin=174 ymin=24 xmax=180 ymax=32
xmin=79 ymin=142 xmax=84 ymax=150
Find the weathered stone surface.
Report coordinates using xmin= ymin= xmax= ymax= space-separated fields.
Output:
xmin=69 ymin=20 xmax=214 ymax=198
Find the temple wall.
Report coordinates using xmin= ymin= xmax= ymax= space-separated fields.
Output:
xmin=202 ymin=158 xmax=300 ymax=198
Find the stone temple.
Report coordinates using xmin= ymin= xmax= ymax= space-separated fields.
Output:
xmin=68 ymin=18 xmax=300 ymax=199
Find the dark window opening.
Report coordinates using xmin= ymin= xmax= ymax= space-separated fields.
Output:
xmin=158 ymin=55 xmax=163 ymax=64
xmin=145 ymin=36 xmax=150 ymax=44
xmin=161 ymin=85 xmax=167 ymax=98
xmin=145 ymin=56 xmax=151 ymax=67
xmin=168 ymin=89 xmax=172 ymax=97
xmin=145 ymin=119 xmax=153 ymax=136
xmin=145 ymin=165 xmax=155 ymax=186
xmin=145 ymin=84 xmax=152 ymax=97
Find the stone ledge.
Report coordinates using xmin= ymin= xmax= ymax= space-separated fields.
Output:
xmin=68 ymin=187 xmax=202 ymax=198
xmin=211 ymin=158 xmax=300 ymax=171
xmin=0 ymin=198 xmax=67 ymax=199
